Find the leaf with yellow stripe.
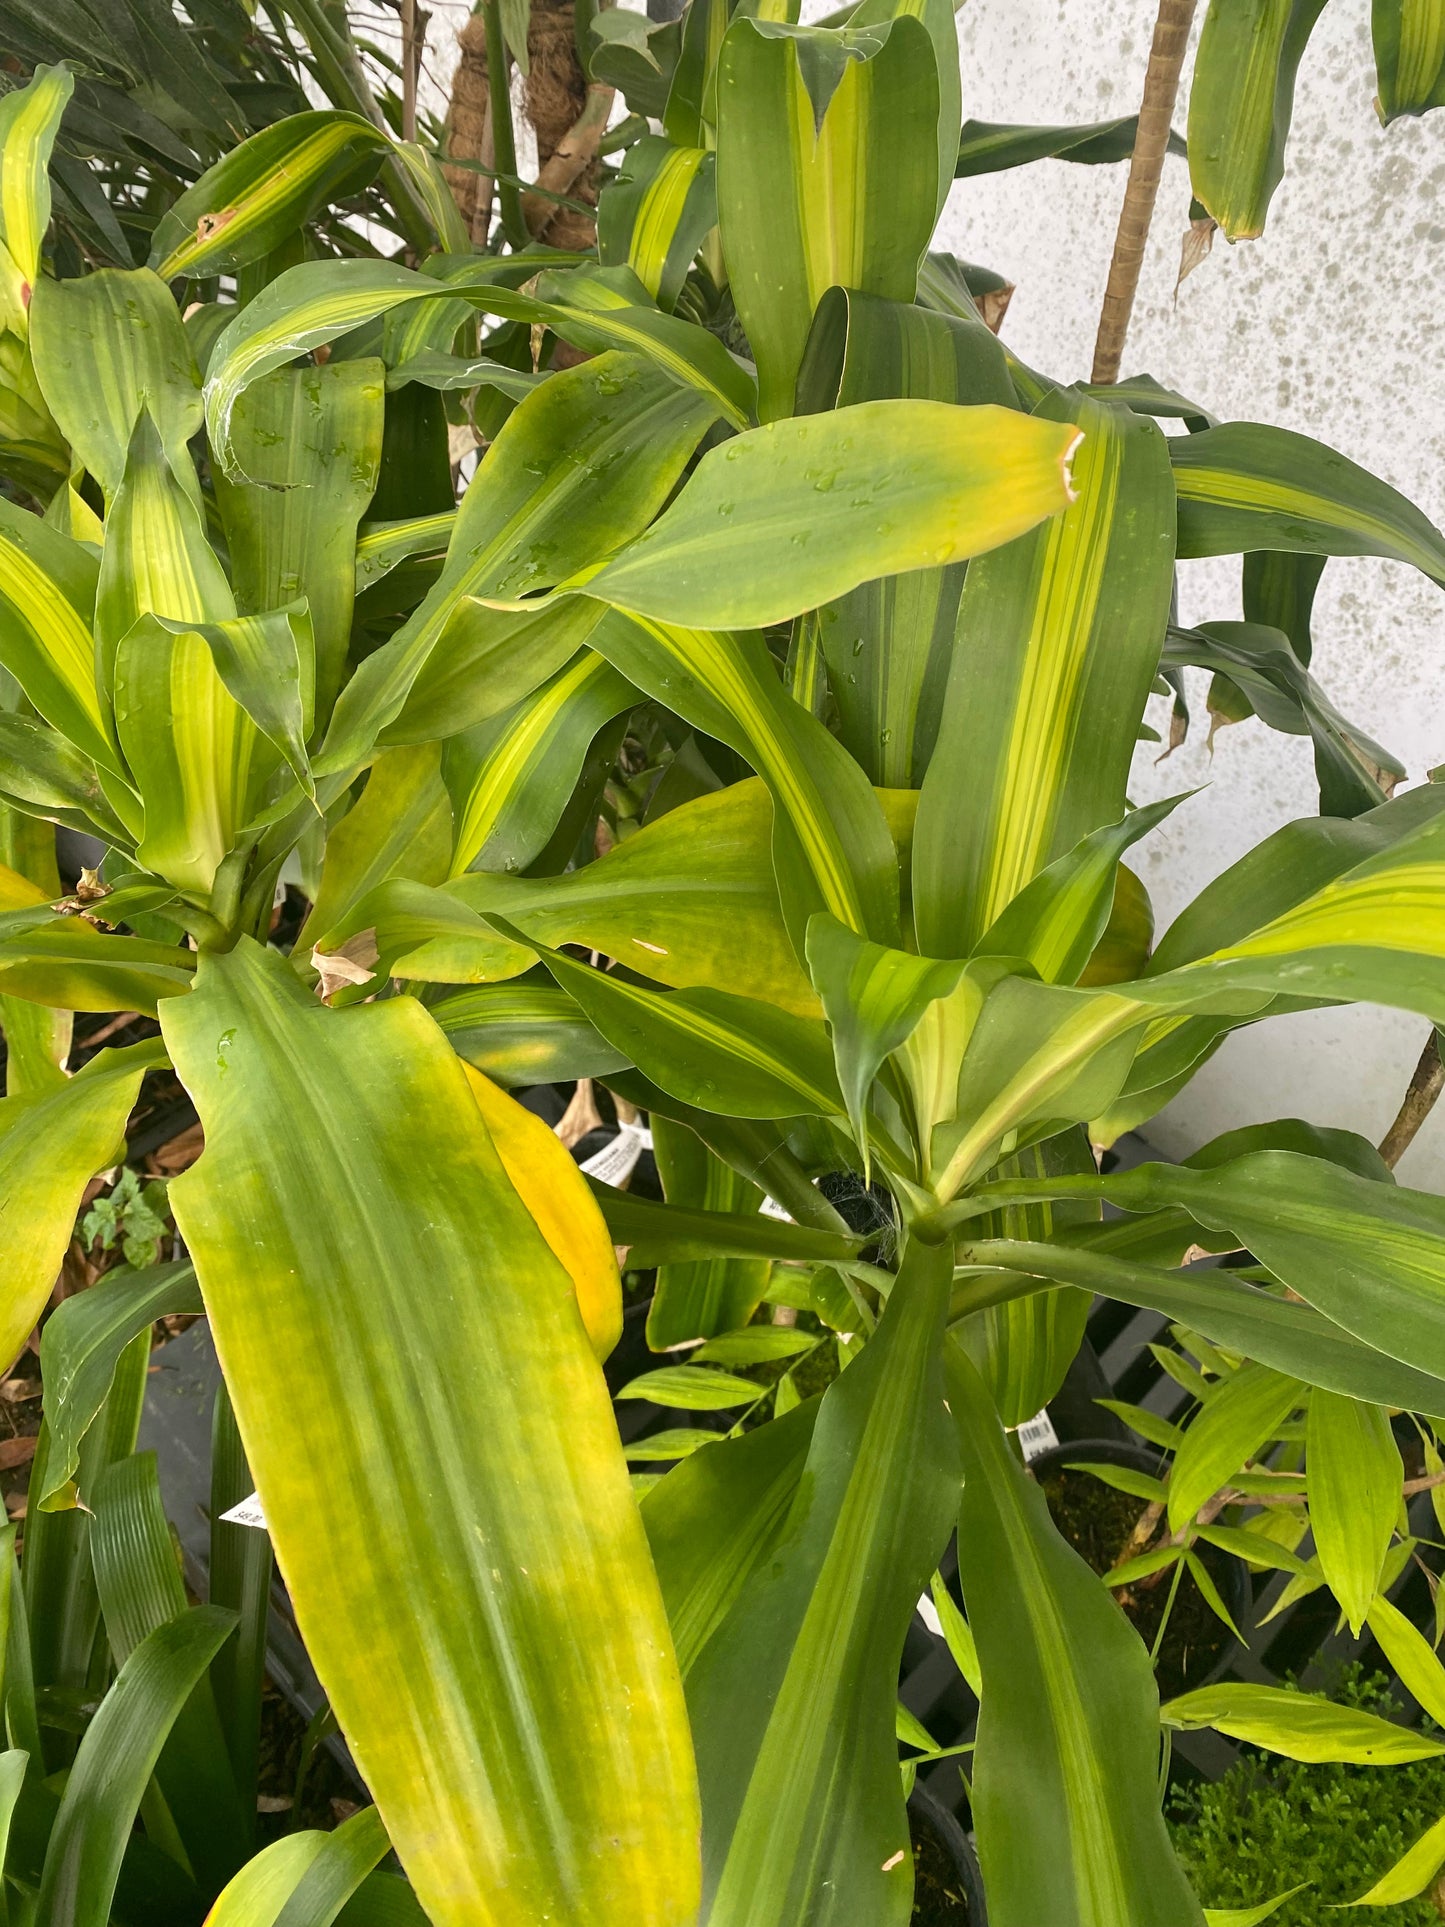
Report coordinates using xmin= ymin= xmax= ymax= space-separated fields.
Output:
xmin=598 ymin=135 xmax=717 ymax=311
xmin=161 ymin=939 xmax=700 ymax=1927
xmin=1172 ymin=421 xmax=1445 ymax=582
xmin=0 ymin=497 xmax=116 ymax=773
xmin=443 ymin=651 xmax=636 ymax=877
xmin=1374 ymin=0 xmax=1445 ymax=119
xmin=913 ymin=391 xmax=1176 ymax=957
xmin=1187 ymin=0 xmax=1330 ymax=239
xmin=714 ymin=16 xmax=940 ymax=418
xmin=148 ymin=111 xmax=391 ymax=280
xmin=0 ymin=63 xmax=72 ymax=287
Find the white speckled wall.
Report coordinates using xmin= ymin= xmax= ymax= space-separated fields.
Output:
xmin=422 ymin=0 xmax=1445 ymax=1180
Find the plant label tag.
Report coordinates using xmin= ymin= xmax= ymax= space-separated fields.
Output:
xmin=916 ymin=1591 xmax=944 ymax=1637
xmin=580 ymin=1122 xmax=649 ymax=1187
xmin=220 ymin=1490 xmax=269 ymax=1531
xmin=760 ymin=1195 xmax=793 ymax=1222
xmin=1013 ymin=1409 xmax=1061 ymax=1463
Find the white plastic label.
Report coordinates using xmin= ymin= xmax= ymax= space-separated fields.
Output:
xmin=220 ymin=1490 xmax=268 ymax=1530
xmin=1013 ymin=1408 xmax=1061 ymax=1463
xmin=580 ymin=1122 xmax=650 ymax=1187
xmin=759 ymin=1195 xmax=793 ymax=1222
xmin=916 ymin=1591 xmax=944 ymax=1637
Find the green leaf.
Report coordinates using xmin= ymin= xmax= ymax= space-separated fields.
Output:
xmin=1166 ymin=1360 xmax=1304 ymax=1531
xmin=157 ymin=603 xmax=318 ymax=801
xmin=805 ymin=911 xmax=962 ymax=1166
xmin=955 ymin=113 xmax=1186 ymax=176
xmin=0 ymin=1048 xmax=146 ymax=1374
xmin=0 ymin=710 xmax=129 ymax=844
xmin=1306 ymin=1388 xmax=1400 ymax=1633
xmin=0 ymin=922 xmax=195 ymax=1014
xmin=1187 ymin=0 xmax=1330 ymax=238
xmin=649 ymin=1114 xmax=772 ymax=1350
xmin=1374 ymin=0 xmax=1445 ymax=120
xmin=518 ymin=927 xmax=844 ymax=1121
xmin=694 ymin=1330 xmax=818 ymax=1365
xmin=598 ymin=135 xmax=717 ymax=310
xmin=0 ymin=501 xmax=116 ymax=773
xmin=1162 ymin=1679 xmax=1444 ymax=1762
xmin=1344 ymin=1810 xmax=1445 ymax=1907
xmin=34 ymin=1606 xmax=237 ymax=1927
xmin=433 ymin=984 xmax=630 ymax=1087
xmin=0 ymin=63 xmax=73 ymax=284
xmin=30 ymin=267 xmax=203 ymax=509
xmin=213 ymin=361 xmax=384 ymax=724
xmin=273 ymin=1805 xmax=392 ymax=1926
xmin=795 ymin=285 xmax=1013 ymax=786
xmin=589 ymin=617 xmax=901 ymax=948
xmin=149 ymin=111 xmax=391 ymax=279
xmin=1171 ymin=421 xmax=1445 ymax=583
xmin=576 ymin=399 xmax=1081 ymax=628
xmin=91 ymin=1452 xmax=251 ymax=1897
xmin=914 ymin=390 xmax=1175 ymax=956
xmin=299 ymin=744 xmax=452 ymax=957
xmin=1362 ymin=1593 xmax=1445 ymax=1726
xmin=688 ymin=1236 xmax=958 ymax=1926
xmin=624 ymin=1428 xmax=724 ymax=1461
xmin=617 ymin=1366 xmax=763 ymax=1409
xmin=593 ymin=1183 xmax=861 ymax=1268
xmin=161 ymin=940 xmax=699 ymax=1927
xmin=950 ymin=1237 xmax=1445 ymax=1417
xmin=1204 ymin=1892 xmax=1308 ymax=1927
xmin=36 ymin=1261 xmax=201 ymax=1511
xmin=715 ymin=16 xmax=939 ymax=418
xmin=443 ymin=651 xmax=636 ymax=876
xmin=321 ymin=353 xmax=716 ymax=774
xmin=642 ymin=1401 xmax=819 ymax=1677
xmin=945 ymin=1337 xmax=1204 ymax=1927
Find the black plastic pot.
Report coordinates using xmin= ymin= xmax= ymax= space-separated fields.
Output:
xmin=1028 ymin=1437 xmax=1251 ymax=1696
xmin=908 ymin=1784 xmax=987 ymax=1924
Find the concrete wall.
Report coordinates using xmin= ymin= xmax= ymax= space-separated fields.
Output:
xmin=420 ymin=0 xmax=1445 ymax=1181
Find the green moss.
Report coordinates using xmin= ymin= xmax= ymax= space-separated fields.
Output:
xmin=1168 ymin=1669 xmax=1445 ymax=1924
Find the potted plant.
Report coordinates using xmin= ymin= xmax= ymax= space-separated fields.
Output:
xmin=0 ymin=0 xmax=1444 ymax=1920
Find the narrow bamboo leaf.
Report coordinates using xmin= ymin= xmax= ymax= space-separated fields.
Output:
xmin=434 ymin=984 xmax=630 ymax=1087
xmin=461 ymin=1063 xmax=622 ymax=1359
xmin=161 ymin=941 xmax=700 ymax=1927
xmin=576 ymin=400 xmax=1080 ymax=629
xmin=91 ymin=1453 xmax=250 ymax=1897
xmin=953 ymin=1129 xmax=1098 ymax=1427
xmin=649 ymin=1114 xmax=771 ymax=1349
xmin=642 ymin=1402 xmax=819 ymax=1677
xmin=517 ymin=926 xmax=844 ymax=1121
xmin=618 ymin=1366 xmax=762 ymax=1408
xmin=597 ymin=135 xmax=717 ymax=310
xmin=914 ymin=391 xmax=1175 ymax=957
xmin=0 ymin=1049 xmax=144 ymax=1374
xmin=593 ymin=1183 xmax=861 ymax=1267
xmin=1172 ymin=422 xmax=1445 ymax=583
xmin=0 ymin=63 xmax=72 ymax=284
xmin=37 ymin=1261 xmax=201 ymax=1511
xmin=149 ymin=111 xmax=390 ymax=279
xmin=696 ymin=1330 xmax=818 ymax=1365
xmin=589 ymin=615 xmax=901 ymax=947
xmin=1374 ymin=0 xmax=1445 ymax=119
xmin=951 ymin=1238 xmax=1445 ymax=1417
xmin=320 ymin=354 xmax=716 ymax=773
xmin=30 ymin=268 xmax=203 ymax=508
xmin=955 ymin=112 xmax=1185 ymax=176
xmin=946 ymin=1338 xmax=1204 ymax=1927
xmin=1166 ymin=1362 xmax=1304 ymax=1531
xmin=213 ymin=361 xmax=383 ymax=724
xmin=715 ymin=16 xmax=939 ymax=418
xmin=1305 ymin=1388 xmax=1399 ymax=1633
xmin=1204 ymin=1892 xmax=1307 ymax=1926
xmin=442 ymin=779 xmax=817 ymax=1016
xmin=797 ymin=285 xmax=1012 ymax=785
xmin=34 ymin=1605 xmax=237 ymax=1927
xmin=805 ymin=911 xmax=962 ymax=1164
xmin=1187 ymin=0 xmax=1330 ymax=238
xmin=973 ymin=794 xmax=1187 ymax=985
xmin=443 ymin=652 xmax=636 ymax=877
xmin=1162 ymin=1680 xmax=1442 ymax=1762
xmin=689 ymin=1237 xmax=958 ymax=1926
xmin=1360 ymin=1595 xmax=1445 ymax=1727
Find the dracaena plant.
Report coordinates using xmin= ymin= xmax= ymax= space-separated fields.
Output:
xmin=0 ymin=0 xmax=1443 ymax=1919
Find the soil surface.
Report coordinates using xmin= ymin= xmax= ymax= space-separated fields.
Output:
xmin=1038 ymin=1463 xmax=1244 ymax=1699
xmin=909 ymin=1805 xmax=972 ymax=1923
